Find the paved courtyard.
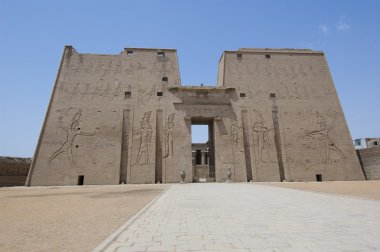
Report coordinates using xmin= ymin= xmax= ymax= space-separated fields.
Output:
xmin=99 ymin=183 xmax=380 ymax=252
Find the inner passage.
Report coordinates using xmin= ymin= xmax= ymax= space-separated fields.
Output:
xmin=191 ymin=125 xmax=214 ymax=182
xmin=191 ymin=125 xmax=208 ymax=144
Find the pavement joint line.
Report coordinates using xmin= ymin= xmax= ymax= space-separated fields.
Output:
xmin=92 ymin=185 xmax=172 ymax=252
xmin=254 ymin=182 xmax=380 ymax=202
xmin=93 ymin=183 xmax=380 ymax=252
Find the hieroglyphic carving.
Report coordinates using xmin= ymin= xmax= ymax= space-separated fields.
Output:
xmin=252 ymin=110 xmax=276 ymax=163
xmin=111 ymin=81 xmax=122 ymax=97
xmin=163 ymin=113 xmax=175 ymax=158
xmin=59 ymin=79 xmax=127 ymax=100
xmin=124 ymin=62 xmax=147 ymax=76
xmin=112 ymin=60 xmax=122 ymax=76
xmin=146 ymin=83 xmax=157 ymax=97
xmin=69 ymin=82 xmax=80 ymax=100
xmin=49 ymin=108 xmax=95 ymax=167
xmin=305 ymin=112 xmax=346 ymax=164
xmin=135 ymin=111 xmax=153 ymax=165
xmin=160 ymin=58 xmax=175 ymax=76
xmin=180 ymin=105 xmax=231 ymax=118
xmin=231 ymin=61 xmax=327 ymax=81
xmin=150 ymin=61 xmax=162 ymax=76
xmin=294 ymin=86 xmax=302 ymax=99
xmin=80 ymin=83 xmax=90 ymax=95
xmin=101 ymin=82 xmax=112 ymax=96
xmin=149 ymin=58 xmax=176 ymax=77
xmin=302 ymin=84 xmax=311 ymax=99
xmin=91 ymin=79 xmax=103 ymax=96
xmin=230 ymin=121 xmax=244 ymax=152
xmin=272 ymin=83 xmax=317 ymax=100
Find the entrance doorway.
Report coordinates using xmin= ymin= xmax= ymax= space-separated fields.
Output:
xmin=191 ymin=118 xmax=215 ymax=182
xmin=316 ymin=174 xmax=322 ymax=182
xmin=77 ymin=175 xmax=84 ymax=185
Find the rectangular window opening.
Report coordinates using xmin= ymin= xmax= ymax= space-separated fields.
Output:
xmin=240 ymin=93 xmax=246 ymax=97
xmin=127 ymin=50 xmax=133 ymax=56
xmin=125 ymin=91 xmax=131 ymax=98
xmin=78 ymin=175 xmax=84 ymax=185
xmin=316 ymin=174 xmax=322 ymax=182
xmin=157 ymin=92 xmax=163 ymax=96
xmin=157 ymin=51 xmax=165 ymax=58
xmin=270 ymin=93 xmax=276 ymax=98
xmin=265 ymin=54 xmax=271 ymax=59
xmin=237 ymin=53 xmax=242 ymax=59
xmin=162 ymin=77 xmax=168 ymax=82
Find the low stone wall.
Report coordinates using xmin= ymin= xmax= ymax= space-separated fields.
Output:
xmin=0 ymin=157 xmax=32 ymax=186
xmin=357 ymin=147 xmax=380 ymax=180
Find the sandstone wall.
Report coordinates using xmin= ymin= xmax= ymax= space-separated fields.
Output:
xmin=357 ymin=147 xmax=380 ymax=180
xmin=27 ymin=46 xmax=192 ymax=186
xmin=26 ymin=46 xmax=365 ymax=185
xmin=0 ymin=157 xmax=31 ymax=186
xmin=219 ymin=49 xmax=365 ymax=181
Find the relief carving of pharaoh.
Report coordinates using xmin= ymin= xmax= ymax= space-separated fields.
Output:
xmin=135 ymin=111 xmax=153 ymax=165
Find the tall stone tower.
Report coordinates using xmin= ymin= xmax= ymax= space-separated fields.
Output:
xmin=26 ymin=46 xmax=365 ymax=186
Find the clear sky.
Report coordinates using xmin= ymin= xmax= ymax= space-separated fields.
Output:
xmin=0 ymin=0 xmax=379 ymax=157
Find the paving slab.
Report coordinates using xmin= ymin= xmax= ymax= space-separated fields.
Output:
xmin=98 ymin=183 xmax=380 ymax=252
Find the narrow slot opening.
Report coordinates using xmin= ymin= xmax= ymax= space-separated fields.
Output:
xmin=316 ymin=174 xmax=322 ymax=182
xmin=78 ymin=175 xmax=84 ymax=185
xmin=157 ymin=51 xmax=165 ymax=58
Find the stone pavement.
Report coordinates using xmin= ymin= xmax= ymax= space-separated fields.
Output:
xmin=98 ymin=183 xmax=380 ymax=252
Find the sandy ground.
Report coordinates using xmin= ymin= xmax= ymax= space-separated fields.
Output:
xmin=0 ymin=184 xmax=168 ymax=252
xmin=260 ymin=180 xmax=380 ymax=200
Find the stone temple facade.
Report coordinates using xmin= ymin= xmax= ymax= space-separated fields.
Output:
xmin=26 ymin=46 xmax=365 ymax=186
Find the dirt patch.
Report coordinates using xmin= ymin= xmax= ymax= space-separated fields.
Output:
xmin=260 ymin=180 xmax=380 ymax=200
xmin=0 ymin=184 xmax=168 ymax=251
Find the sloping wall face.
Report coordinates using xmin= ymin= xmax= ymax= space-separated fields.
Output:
xmin=221 ymin=50 xmax=365 ymax=181
xmin=357 ymin=147 xmax=380 ymax=180
xmin=27 ymin=47 xmax=365 ymax=186
xmin=27 ymin=46 xmax=193 ymax=186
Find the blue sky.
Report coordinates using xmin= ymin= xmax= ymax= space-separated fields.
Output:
xmin=0 ymin=0 xmax=379 ymax=156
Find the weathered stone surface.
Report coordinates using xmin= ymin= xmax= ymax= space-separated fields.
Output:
xmin=357 ymin=147 xmax=380 ymax=180
xmin=26 ymin=46 xmax=365 ymax=185
xmin=0 ymin=156 xmax=31 ymax=186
